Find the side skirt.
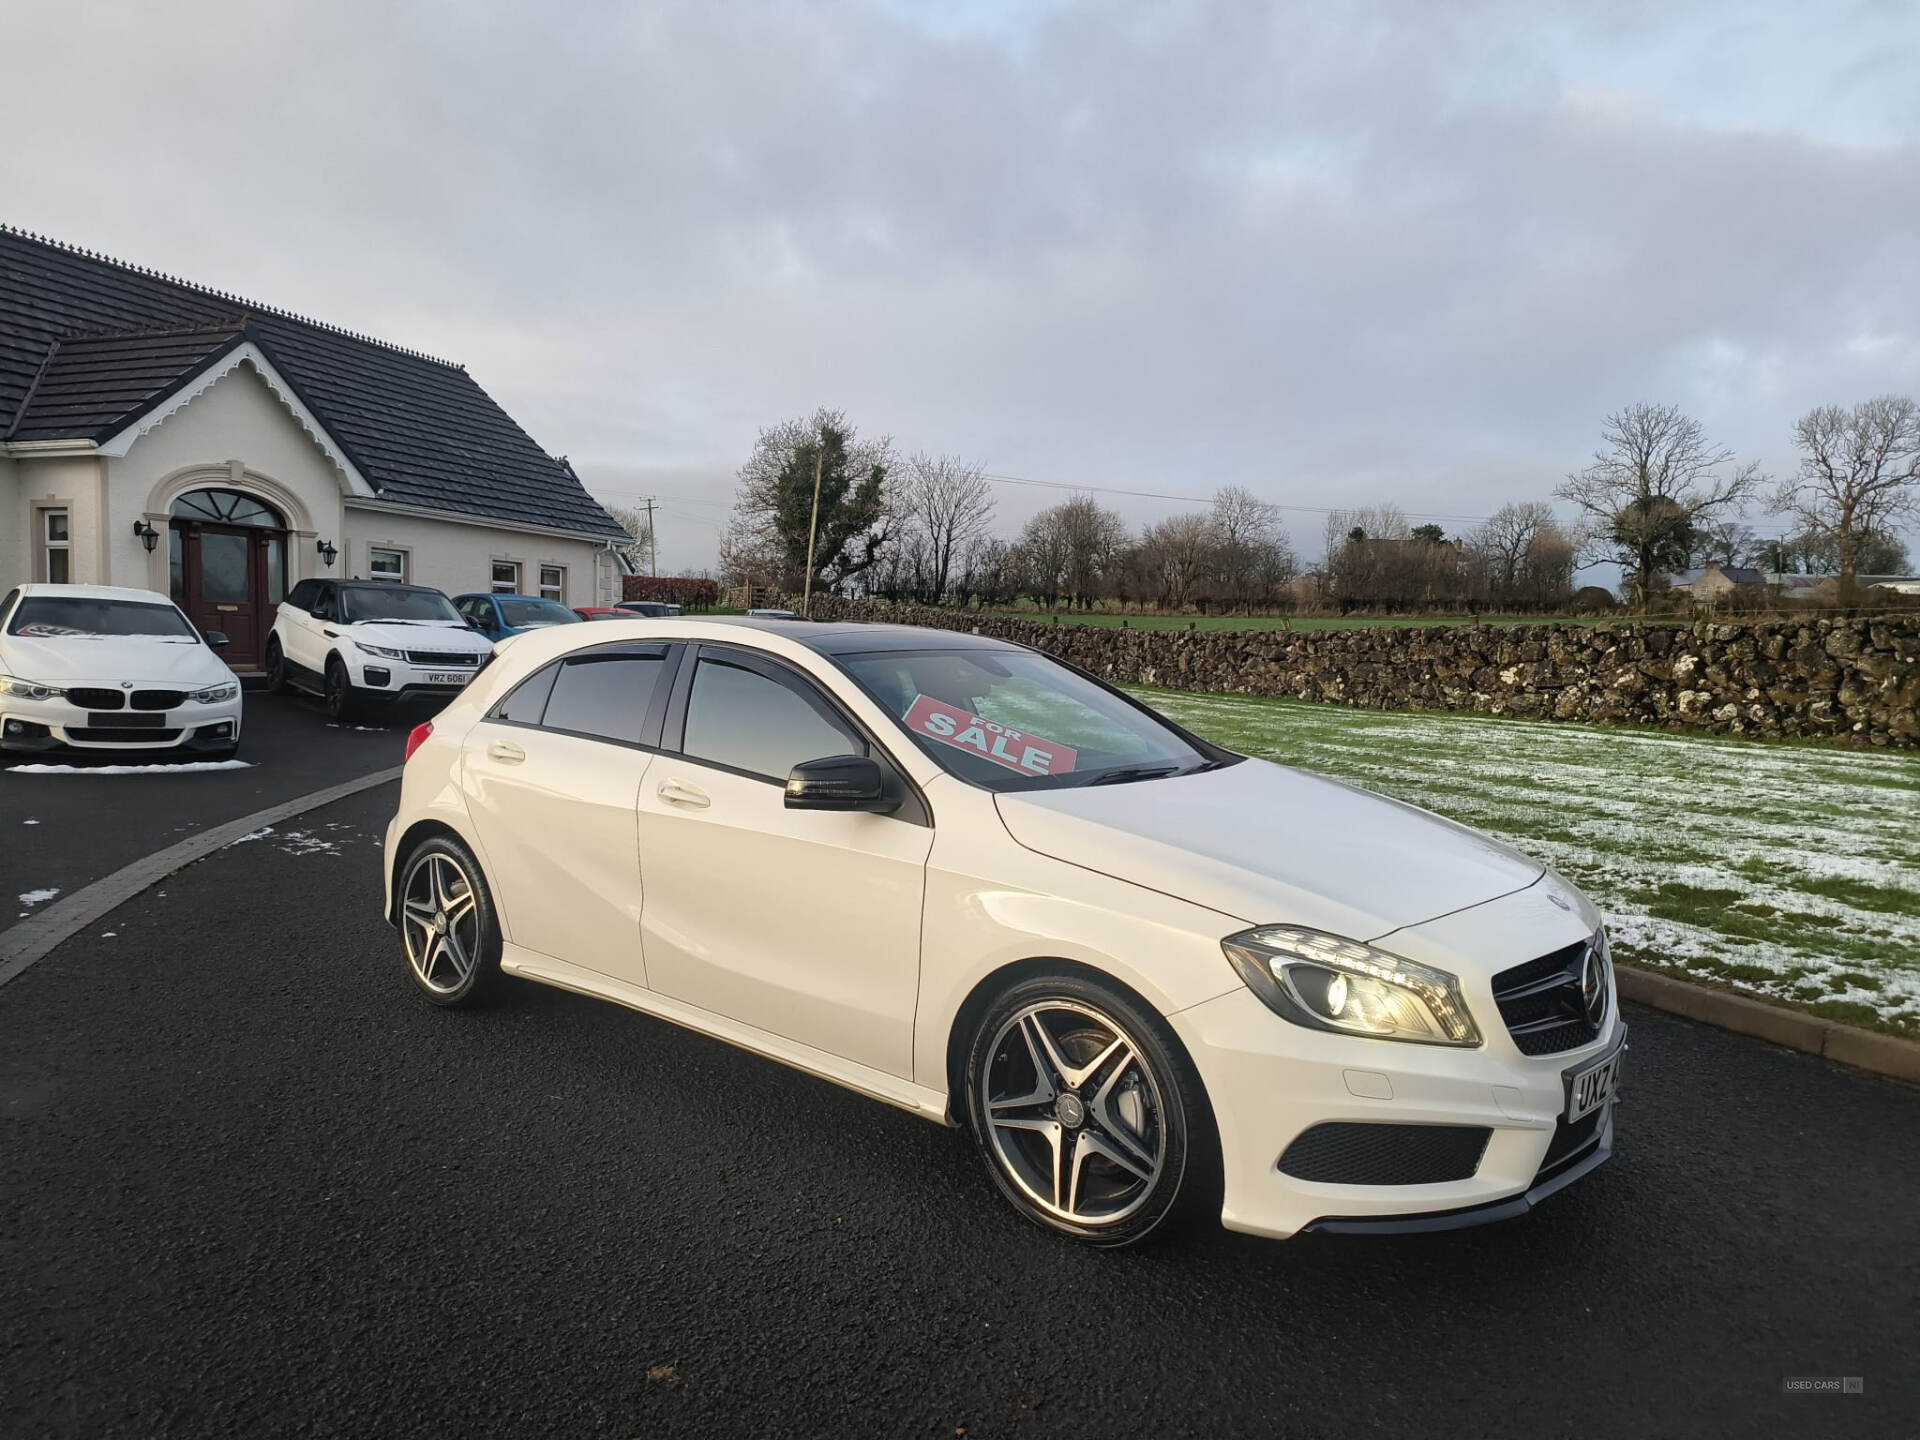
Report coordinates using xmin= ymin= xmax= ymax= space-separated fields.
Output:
xmin=501 ymin=945 xmax=954 ymax=1125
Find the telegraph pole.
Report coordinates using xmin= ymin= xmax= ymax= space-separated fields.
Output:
xmin=641 ymin=497 xmax=658 ymax=576
xmin=802 ymin=447 xmax=823 ymax=619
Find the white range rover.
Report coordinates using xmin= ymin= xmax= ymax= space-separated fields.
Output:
xmin=267 ymin=580 xmax=493 ymax=720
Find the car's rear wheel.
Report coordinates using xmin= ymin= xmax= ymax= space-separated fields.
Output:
xmin=263 ymin=636 xmax=289 ymax=695
xmin=964 ymin=973 xmax=1209 ymax=1247
xmin=398 ymin=835 xmax=503 ymax=1007
xmin=323 ymin=656 xmax=357 ymax=722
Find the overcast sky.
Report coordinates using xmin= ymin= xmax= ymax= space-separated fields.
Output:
xmin=6 ymin=0 xmax=1917 ymax=572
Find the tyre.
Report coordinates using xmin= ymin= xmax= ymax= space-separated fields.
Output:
xmin=396 ymin=834 xmax=504 ymax=1008
xmin=323 ymin=655 xmax=357 ymax=722
xmin=964 ymin=972 xmax=1212 ymax=1247
xmin=263 ymin=636 xmax=290 ymax=695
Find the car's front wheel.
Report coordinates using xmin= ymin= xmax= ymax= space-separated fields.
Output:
xmin=964 ymin=973 xmax=1210 ymax=1247
xmin=397 ymin=835 xmax=504 ymax=1007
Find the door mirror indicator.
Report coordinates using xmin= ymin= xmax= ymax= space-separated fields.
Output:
xmin=202 ymin=630 xmax=231 ymax=649
xmin=784 ymin=755 xmax=896 ymax=813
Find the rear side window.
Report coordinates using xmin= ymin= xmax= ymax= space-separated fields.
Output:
xmin=286 ymin=579 xmax=319 ymax=611
xmin=681 ymin=658 xmax=862 ymax=781
xmin=493 ymin=663 xmax=560 ymax=725
xmin=540 ymin=654 xmax=668 ymax=744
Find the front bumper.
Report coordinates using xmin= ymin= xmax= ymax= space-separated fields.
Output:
xmin=1 ymin=692 xmax=243 ymax=754
xmin=346 ymin=655 xmax=482 ymax=705
xmin=1167 ymin=984 xmax=1623 ymax=1240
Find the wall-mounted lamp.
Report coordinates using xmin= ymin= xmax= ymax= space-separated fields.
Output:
xmin=132 ymin=520 xmax=160 ymax=553
xmin=317 ymin=538 xmax=339 ymax=568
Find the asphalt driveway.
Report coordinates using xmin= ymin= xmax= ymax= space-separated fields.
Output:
xmin=2 ymin=784 xmax=1915 ymax=1439
xmin=0 ymin=691 xmax=411 ymax=921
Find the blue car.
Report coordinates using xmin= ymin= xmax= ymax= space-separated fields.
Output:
xmin=453 ymin=593 xmax=584 ymax=641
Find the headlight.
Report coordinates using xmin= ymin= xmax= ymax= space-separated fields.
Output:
xmin=0 ymin=675 xmax=67 ymax=700
xmin=190 ymin=682 xmax=239 ymax=704
xmin=354 ymin=640 xmax=408 ymax=661
xmin=1221 ymin=925 xmax=1482 ymax=1047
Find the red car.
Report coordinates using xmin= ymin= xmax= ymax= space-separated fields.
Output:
xmin=572 ymin=607 xmax=632 ymax=622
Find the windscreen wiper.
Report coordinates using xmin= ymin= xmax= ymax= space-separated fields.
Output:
xmin=1084 ymin=764 xmax=1186 ymax=786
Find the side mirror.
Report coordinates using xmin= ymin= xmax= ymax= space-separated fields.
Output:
xmin=467 ymin=617 xmax=487 ymax=631
xmin=203 ymin=630 xmax=231 ymax=649
xmin=784 ymin=754 xmax=897 ymax=813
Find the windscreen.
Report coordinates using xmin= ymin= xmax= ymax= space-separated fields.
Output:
xmin=496 ymin=598 xmax=581 ymax=627
xmin=834 ymin=646 xmax=1216 ymax=791
xmin=6 ymin=596 xmax=198 ymax=639
xmin=340 ymin=587 xmax=463 ymax=623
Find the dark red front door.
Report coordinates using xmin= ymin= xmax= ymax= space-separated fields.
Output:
xmin=171 ymin=522 xmax=285 ymax=669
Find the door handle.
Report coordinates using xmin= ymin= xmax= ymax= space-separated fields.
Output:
xmin=487 ymin=739 xmax=526 ymax=764
xmin=656 ymin=778 xmax=710 ymax=809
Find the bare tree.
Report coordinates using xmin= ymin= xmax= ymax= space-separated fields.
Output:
xmin=1208 ymin=486 xmax=1293 ymax=606
xmin=1138 ymin=513 xmax=1215 ymax=607
xmin=898 ymin=453 xmax=994 ymax=602
xmin=602 ymin=503 xmax=656 ymax=575
xmin=1773 ymin=395 xmax=1920 ymax=592
xmin=1556 ymin=403 xmax=1762 ymax=608
xmin=1467 ymin=502 xmax=1556 ymax=596
xmin=1694 ymin=517 xmax=1757 ymax=568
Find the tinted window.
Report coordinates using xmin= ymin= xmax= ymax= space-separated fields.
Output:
xmin=287 ymin=579 xmax=319 ymax=611
xmin=541 ymin=654 xmax=666 ymax=744
xmin=494 ymin=663 xmax=560 ymax=725
xmin=496 ymin=597 xmax=580 ymax=627
xmin=682 ymin=659 xmax=861 ymax=781
xmin=7 ymin=596 xmax=197 ymax=639
xmin=340 ymin=586 xmax=462 ymax=623
xmin=310 ymin=585 xmax=337 ymax=621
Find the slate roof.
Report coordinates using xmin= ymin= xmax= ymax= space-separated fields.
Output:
xmin=1669 ymin=564 xmax=1765 ymax=587
xmin=0 ymin=227 xmax=624 ymax=539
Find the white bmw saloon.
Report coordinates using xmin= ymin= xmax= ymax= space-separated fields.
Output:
xmin=383 ymin=617 xmax=1623 ymax=1245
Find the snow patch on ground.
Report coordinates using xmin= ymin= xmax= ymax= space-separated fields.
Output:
xmin=228 ymin=827 xmax=275 ymax=846
xmin=18 ymin=888 xmax=59 ymax=906
xmin=7 ymin=760 xmax=252 ymax=775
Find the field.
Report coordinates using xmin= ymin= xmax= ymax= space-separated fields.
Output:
xmin=984 ymin=609 xmax=1561 ymax=632
xmin=1135 ymin=689 xmax=1920 ymax=1034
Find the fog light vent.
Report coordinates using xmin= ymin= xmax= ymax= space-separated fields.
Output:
xmin=1279 ymin=1122 xmax=1491 ymax=1186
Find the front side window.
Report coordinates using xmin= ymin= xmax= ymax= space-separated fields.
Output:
xmin=6 ymin=595 xmax=196 ymax=640
xmin=369 ymin=548 xmax=408 ymax=583
xmin=539 ymin=654 xmax=667 ymax=744
xmin=539 ymin=564 xmax=564 ymax=602
xmin=495 ymin=597 xmax=579 ymax=628
xmin=682 ymin=658 xmax=861 ymax=782
xmin=42 ymin=510 xmax=69 ymax=583
xmin=491 ymin=561 xmax=520 ymax=593
xmin=339 ymin=586 xmax=462 ymax=624
xmin=835 ymin=647 xmax=1215 ymax=791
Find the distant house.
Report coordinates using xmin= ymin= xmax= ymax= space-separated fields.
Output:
xmin=1 ymin=227 xmax=628 ymax=670
xmin=1769 ymin=572 xmax=1920 ymax=600
xmin=1667 ymin=562 xmax=1766 ymax=605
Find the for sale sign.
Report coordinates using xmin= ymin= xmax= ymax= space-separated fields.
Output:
xmin=902 ymin=695 xmax=1078 ymax=777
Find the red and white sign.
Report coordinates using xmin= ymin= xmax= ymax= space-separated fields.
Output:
xmin=902 ymin=695 xmax=1077 ymax=777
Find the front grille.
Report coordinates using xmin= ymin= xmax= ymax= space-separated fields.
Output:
xmin=1492 ymin=938 xmax=1608 ymax=1056
xmin=405 ymin=650 xmax=480 ymax=667
xmin=69 ymin=727 xmax=182 ymax=742
xmin=67 ymin=687 xmax=125 ymax=710
xmin=1279 ymin=1122 xmax=1491 ymax=1186
xmin=1536 ymin=1108 xmax=1606 ymax=1183
xmin=131 ymin=689 xmax=186 ymax=711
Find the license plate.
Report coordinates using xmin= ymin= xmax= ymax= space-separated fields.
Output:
xmin=1564 ymin=1034 xmax=1626 ymax=1122
xmin=424 ymin=672 xmax=470 ymax=686
xmin=89 ymin=711 xmax=165 ymax=727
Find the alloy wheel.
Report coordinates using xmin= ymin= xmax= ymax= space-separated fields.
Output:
xmin=401 ymin=852 xmax=481 ymax=995
xmin=980 ymin=1000 xmax=1167 ymax=1226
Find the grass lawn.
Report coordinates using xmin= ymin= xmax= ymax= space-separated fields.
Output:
xmin=1134 ymin=688 xmax=1920 ymax=1035
xmin=985 ymin=610 xmax=1564 ymax=632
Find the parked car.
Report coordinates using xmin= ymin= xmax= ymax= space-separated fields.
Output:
xmin=454 ymin=593 xmax=584 ymax=641
xmin=572 ymin=606 xmax=631 ymax=622
xmin=613 ymin=599 xmax=682 ymax=617
xmin=0 ymin=583 xmax=242 ymax=760
xmin=267 ymin=580 xmax=492 ymax=721
xmin=744 ymin=607 xmax=798 ymax=619
xmin=384 ymin=618 xmax=1622 ymax=1247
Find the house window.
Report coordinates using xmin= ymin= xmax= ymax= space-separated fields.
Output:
xmin=369 ymin=547 xmax=408 ymax=583
xmin=42 ymin=510 xmax=70 ymax=583
xmin=539 ymin=564 xmax=565 ymax=602
xmin=491 ymin=561 xmax=520 ymax=593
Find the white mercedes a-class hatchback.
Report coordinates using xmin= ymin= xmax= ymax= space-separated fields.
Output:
xmin=384 ymin=617 xmax=1624 ymax=1245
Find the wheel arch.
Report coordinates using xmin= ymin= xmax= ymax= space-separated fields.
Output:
xmin=386 ymin=817 xmax=476 ymax=926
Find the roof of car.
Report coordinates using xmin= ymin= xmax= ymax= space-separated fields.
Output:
xmin=637 ymin=616 xmax=1025 ymax=655
xmin=13 ymin=582 xmax=176 ymax=604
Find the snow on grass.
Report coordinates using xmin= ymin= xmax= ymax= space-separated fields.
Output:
xmin=1135 ymin=688 xmax=1920 ymax=1034
xmin=7 ymin=760 xmax=252 ymax=775
xmin=18 ymin=888 xmax=59 ymax=906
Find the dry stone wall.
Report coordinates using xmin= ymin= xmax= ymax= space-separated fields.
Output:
xmin=802 ymin=600 xmax=1920 ymax=747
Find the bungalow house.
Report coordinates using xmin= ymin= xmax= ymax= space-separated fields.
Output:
xmin=1666 ymin=561 xmax=1766 ymax=605
xmin=0 ymin=227 xmax=627 ymax=670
